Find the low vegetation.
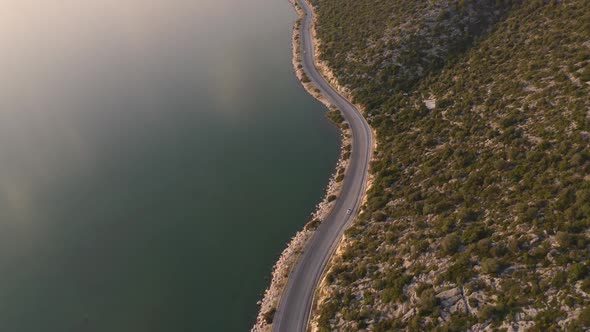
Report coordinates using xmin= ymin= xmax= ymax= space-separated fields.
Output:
xmin=311 ymin=0 xmax=590 ymax=330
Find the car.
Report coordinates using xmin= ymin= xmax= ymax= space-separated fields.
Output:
xmin=346 ymin=208 xmax=352 ymax=215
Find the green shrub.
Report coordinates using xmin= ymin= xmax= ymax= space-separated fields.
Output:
xmin=481 ymin=258 xmax=504 ymax=275
xmin=441 ymin=233 xmax=462 ymax=255
xmin=532 ymin=309 xmax=564 ymax=330
xmin=380 ymin=269 xmax=412 ymax=303
xmin=579 ymin=306 xmax=590 ymax=326
xmin=443 ymin=257 xmax=473 ymax=283
xmin=418 ymin=288 xmax=439 ymax=315
xmin=305 ymin=218 xmax=322 ymax=230
xmin=263 ymin=307 xmax=276 ymax=324
xmin=568 ymin=263 xmax=588 ymax=281
xmin=372 ymin=211 xmax=387 ymax=222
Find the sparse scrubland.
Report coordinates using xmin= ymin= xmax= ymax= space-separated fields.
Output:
xmin=309 ymin=0 xmax=590 ymax=330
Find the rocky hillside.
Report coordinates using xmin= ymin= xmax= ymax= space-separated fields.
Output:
xmin=309 ymin=0 xmax=515 ymax=102
xmin=311 ymin=0 xmax=590 ymax=331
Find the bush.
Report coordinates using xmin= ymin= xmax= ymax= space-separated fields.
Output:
xmin=436 ymin=313 xmax=476 ymax=331
xmin=418 ymin=288 xmax=439 ymax=315
xmin=477 ymin=304 xmax=495 ymax=321
xmin=326 ymin=109 xmax=344 ymax=124
xmin=533 ymin=309 xmax=564 ymax=330
xmin=477 ymin=302 xmax=511 ymax=323
xmin=441 ymin=233 xmax=462 ymax=255
xmin=443 ymin=257 xmax=473 ymax=283
xmin=552 ymin=270 xmax=568 ymax=287
xmin=462 ymin=223 xmax=491 ymax=244
xmin=481 ymin=258 xmax=502 ymax=275
xmin=556 ymin=231 xmax=573 ymax=248
xmin=372 ymin=211 xmax=387 ymax=222
xmin=305 ymin=218 xmax=322 ymax=230
xmin=579 ymin=65 xmax=590 ymax=82
xmin=263 ymin=307 xmax=276 ymax=324
xmin=568 ymin=263 xmax=588 ymax=281
xmin=579 ymin=306 xmax=590 ymax=326
xmin=381 ymin=269 xmax=412 ymax=303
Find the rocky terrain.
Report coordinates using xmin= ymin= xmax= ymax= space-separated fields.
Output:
xmin=309 ymin=0 xmax=590 ymax=331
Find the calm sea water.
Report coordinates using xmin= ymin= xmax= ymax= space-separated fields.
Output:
xmin=0 ymin=1 xmax=339 ymax=331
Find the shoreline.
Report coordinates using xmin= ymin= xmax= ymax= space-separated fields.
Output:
xmin=297 ymin=2 xmax=378 ymax=331
xmin=250 ymin=1 xmax=353 ymax=331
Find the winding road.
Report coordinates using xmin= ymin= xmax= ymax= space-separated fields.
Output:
xmin=271 ymin=0 xmax=373 ymax=331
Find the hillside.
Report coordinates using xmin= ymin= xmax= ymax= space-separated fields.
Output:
xmin=310 ymin=0 xmax=590 ymax=331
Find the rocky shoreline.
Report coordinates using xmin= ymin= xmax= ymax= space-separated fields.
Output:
xmin=297 ymin=2 xmax=377 ymax=331
xmin=250 ymin=1 xmax=353 ymax=331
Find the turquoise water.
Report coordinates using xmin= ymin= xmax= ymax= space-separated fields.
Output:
xmin=0 ymin=0 xmax=340 ymax=331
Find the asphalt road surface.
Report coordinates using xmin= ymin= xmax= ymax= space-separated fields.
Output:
xmin=271 ymin=0 xmax=373 ymax=331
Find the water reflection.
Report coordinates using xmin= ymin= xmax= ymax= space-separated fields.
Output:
xmin=0 ymin=0 xmax=340 ymax=331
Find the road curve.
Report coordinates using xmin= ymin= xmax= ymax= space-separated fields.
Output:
xmin=271 ymin=0 xmax=373 ymax=331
